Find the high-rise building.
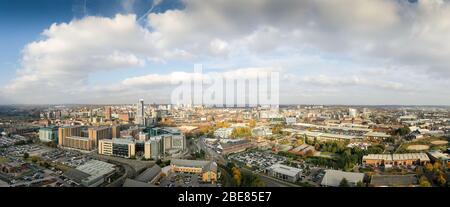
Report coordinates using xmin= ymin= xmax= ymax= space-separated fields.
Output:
xmin=98 ymin=138 xmax=136 ymax=158
xmin=39 ymin=126 xmax=58 ymax=143
xmin=349 ymin=108 xmax=357 ymax=118
xmin=88 ymin=126 xmax=112 ymax=147
xmin=104 ymin=106 xmax=112 ymax=120
xmin=135 ymin=99 xmax=145 ymax=126
xmin=112 ymin=125 xmax=121 ymax=138
xmin=58 ymin=126 xmax=82 ymax=146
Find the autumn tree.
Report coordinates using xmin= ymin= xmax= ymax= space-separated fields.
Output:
xmin=216 ymin=121 xmax=230 ymax=128
xmin=419 ymin=176 xmax=432 ymax=187
xmin=231 ymin=167 xmax=242 ymax=186
xmin=248 ymin=119 xmax=256 ymax=128
xmin=425 ymin=163 xmax=433 ymax=172
xmin=436 ymin=173 xmax=446 ymax=187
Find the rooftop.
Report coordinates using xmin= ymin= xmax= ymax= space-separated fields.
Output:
xmin=321 ymin=170 xmax=364 ymax=187
xmin=267 ymin=164 xmax=301 ymax=177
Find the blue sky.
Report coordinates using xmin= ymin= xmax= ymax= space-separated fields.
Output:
xmin=1 ymin=0 xmax=450 ymax=105
xmin=0 ymin=0 xmax=182 ymax=84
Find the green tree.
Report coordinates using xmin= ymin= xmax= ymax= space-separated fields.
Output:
xmin=339 ymin=178 xmax=350 ymax=187
xmin=395 ymin=126 xmax=411 ymax=136
xmin=419 ymin=176 xmax=432 ymax=187
xmin=356 ymin=181 xmax=364 ymax=187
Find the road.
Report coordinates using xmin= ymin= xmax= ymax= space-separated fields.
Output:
xmin=197 ymin=137 xmax=227 ymax=165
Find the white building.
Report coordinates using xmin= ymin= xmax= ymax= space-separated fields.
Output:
xmin=214 ymin=128 xmax=234 ymax=139
xmin=266 ymin=164 xmax=301 ymax=183
xmin=348 ymin=108 xmax=357 ymax=118
xmin=252 ymin=126 xmax=273 ymax=137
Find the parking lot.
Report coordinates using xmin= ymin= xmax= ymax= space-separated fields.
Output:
xmin=228 ymin=150 xmax=287 ymax=172
xmin=160 ymin=172 xmax=200 ymax=187
xmin=0 ymin=135 xmax=28 ymax=148
xmin=41 ymin=148 xmax=92 ymax=168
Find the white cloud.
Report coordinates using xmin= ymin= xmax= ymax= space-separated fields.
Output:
xmin=3 ymin=0 xmax=450 ymax=104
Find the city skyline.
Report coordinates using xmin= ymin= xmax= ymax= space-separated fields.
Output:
xmin=1 ymin=0 xmax=450 ymax=105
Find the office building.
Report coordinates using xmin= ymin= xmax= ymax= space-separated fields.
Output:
xmin=39 ymin=126 xmax=58 ymax=143
xmin=267 ymin=164 xmax=301 ymax=183
xmin=111 ymin=125 xmax=120 ymax=138
xmin=144 ymin=137 xmax=162 ymax=160
xmin=98 ymin=138 xmax=136 ymax=158
xmin=362 ymin=153 xmax=430 ymax=166
xmin=88 ymin=126 xmax=112 ymax=147
xmin=135 ymin=99 xmax=145 ymax=126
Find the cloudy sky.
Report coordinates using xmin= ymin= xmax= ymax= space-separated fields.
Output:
xmin=1 ymin=0 xmax=450 ymax=105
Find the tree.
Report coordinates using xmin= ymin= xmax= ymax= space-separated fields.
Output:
xmin=433 ymin=162 xmax=442 ymax=172
xmin=339 ymin=178 xmax=350 ymax=187
xmin=356 ymin=181 xmax=364 ymax=187
xmin=436 ymin=173 xmax=446 ymax=187
xmin=425 ymin=163 xmax=433 ymax=172
xmin=231 ymin=127 xmax=251 ymax=138
xmin=31 ymin=156 xmax=39 ymax=163
xmin=231 ymin=167 xmax=242 ymax=187
xmin=415 ymin=166 xmax=424 ymax=176
xmin=248 ymin=120 xmax=256 ymax=128
xmin=294 ymin=139 xmax=304 ymax=147
xmin=216 ymin=121 xmax=230 ymax=128
xmin=419 ymin=176 xmax=431 ymax=187
xmin=23 ymin=152 xmax=29 ymax=159
xmin=394 ymin=126 xmax=411 ymax=136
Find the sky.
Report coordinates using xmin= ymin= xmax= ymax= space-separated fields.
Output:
xmin=1 ymin=0 xmax=450 ymax=105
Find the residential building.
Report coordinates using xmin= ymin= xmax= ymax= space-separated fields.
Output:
xmin=170 ymin=159 xmax=218 ymax=183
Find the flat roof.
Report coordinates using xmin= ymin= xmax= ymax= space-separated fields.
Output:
xmin=76 ymin=160 xmax=115 ymax=183
xmin=370 ymin=174 xmax=418 ymax=187
xmin=321 ymin=170 xmax=364 ymax=187
xmin=267 ymin=164 xmax=301 ymax=177
xmin=135 ymin=165 xmax=161 ymax=183
xmin=363 ymin=153 xmax=430 ymax=162
xmin=123 ymin=178 xmax=158 ymax=187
